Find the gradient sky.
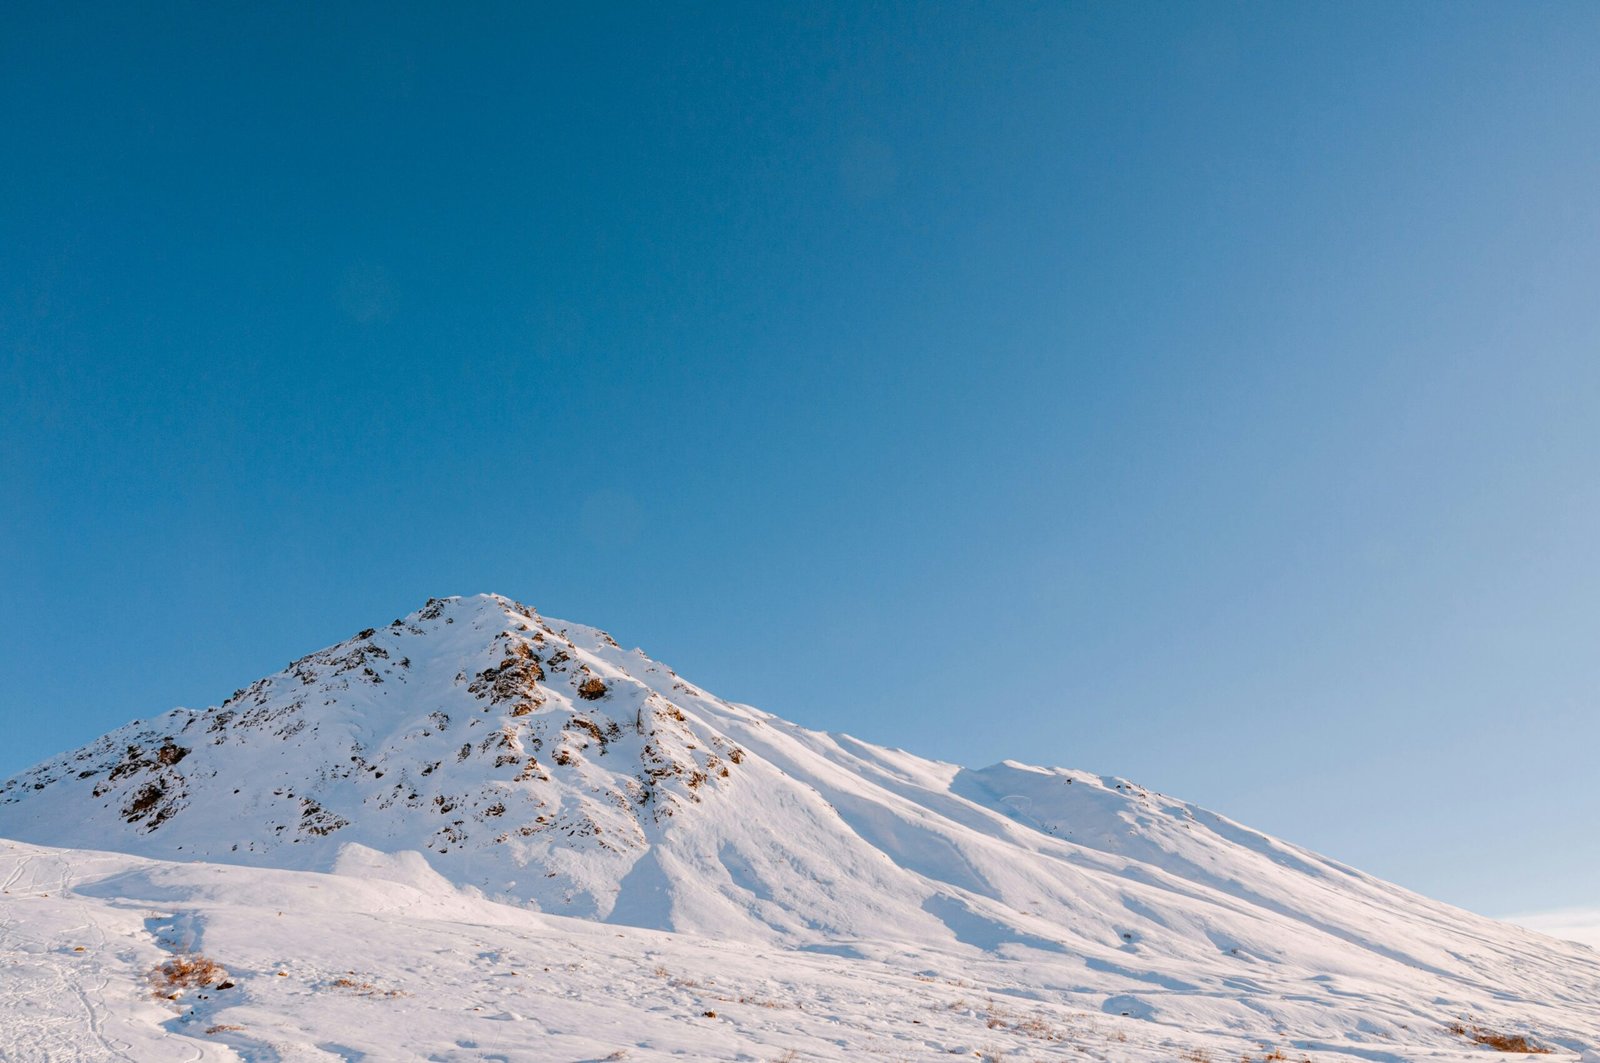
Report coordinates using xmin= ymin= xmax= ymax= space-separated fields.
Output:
xmin=4 ymin=3 xmax=1598 ymax=918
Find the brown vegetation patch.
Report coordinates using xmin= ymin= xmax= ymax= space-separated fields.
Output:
xmin=982 ymin=1001 xmax=1063 ymax=1042
xmin=1447 ymin=1022 xmax=1552 ymax=1053
xmin=150 ymin=954 xmax=230 ymax=997
xmin=327 ymin=973 xmax=408 ymax=998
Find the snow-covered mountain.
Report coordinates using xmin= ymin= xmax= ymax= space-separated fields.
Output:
xmin=2 ymin=593 xmax=1596 ymax=1061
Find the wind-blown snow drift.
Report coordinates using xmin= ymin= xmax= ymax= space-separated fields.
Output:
xmin=2 ymin=594 xmax=1595 ymax=1061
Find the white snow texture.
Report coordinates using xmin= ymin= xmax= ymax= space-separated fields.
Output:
xmin=1 ymin=594 xmax=1594 ymax=1062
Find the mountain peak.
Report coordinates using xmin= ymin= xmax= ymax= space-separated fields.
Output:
xmin=0 ymin=593 xmax=751 ymax=921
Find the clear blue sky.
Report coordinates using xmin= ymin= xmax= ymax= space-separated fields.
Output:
xmin=4 ymin=3 xmax=1597 ymax=918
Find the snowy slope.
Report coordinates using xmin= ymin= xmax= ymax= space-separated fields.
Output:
xmin=2 ymin=594 xmax=1596 ymax=1061
xmin=5 ymin=837 xmax=1588 ymax=1063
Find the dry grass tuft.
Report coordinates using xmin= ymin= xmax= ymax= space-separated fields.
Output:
xmin=327 ymin=972 xmax=409 ymax=998
xmin=1447 ymin=1021 xmax=1552 ymax=1054
xmin=736 ymin=994 xmax=788 ymax=1009
xmin=980 ymin=999 xmax=1064 ymax=1043
xmin=149 ymin=954 xmax=229 ymax=996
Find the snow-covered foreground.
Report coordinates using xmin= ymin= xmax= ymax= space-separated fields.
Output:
xmin=2 ymin=595 xmax=1596 ymax=1061
xmin=1 ymin=838 xmax=1590 ymax=1063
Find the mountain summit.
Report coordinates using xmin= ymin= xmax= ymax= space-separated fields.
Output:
xmin=3 ymin=593 xmax=1596 ymax=1056
xmin=2 ymin=594 xmax=774 ymax=926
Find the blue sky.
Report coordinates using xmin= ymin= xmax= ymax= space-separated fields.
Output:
xmin=4 ymin=3 xmax=1598 ymax=917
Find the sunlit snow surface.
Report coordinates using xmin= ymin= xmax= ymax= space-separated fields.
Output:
xmin=2 ymin=595 xmax=1596 ymax=1061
